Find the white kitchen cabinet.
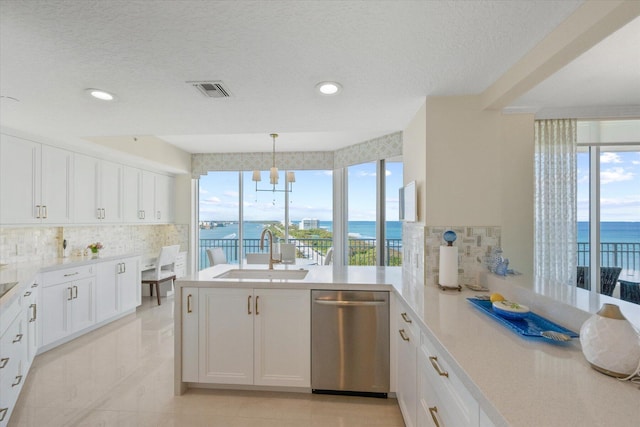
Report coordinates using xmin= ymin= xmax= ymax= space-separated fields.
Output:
xmin=195 ymin=288 xmax=310 ymax=388
xmin=154 ymin=173 xmax=174 ymax=222
xmin=479 ymin=408 xmax=497 ymax=427
xmin=73 ymin=153 xmax=123 ymax=223
xmin=123 ymin=166 xmax=142 ymax=222
xmin=396 ymin=302 xmax=418 ymax=427
xmin=96 ymin=256 xmax=140 ymax=322
xmin=181 ymin=288 xmax=199 ymax=382
xmin=417 ymin=330 xmax=479 ymax=427
xmin=22 ymin=279 xmax=40 ymax=365
xmin=0 ymin=306 xmax=25 ymax=427
xmin=140 ymin=170 xmax=155 ymax=222
xmin=41 ymin=265 xmax=96 ymax=347
xmin=0 ymin=134 xmax=72 ymax=225
xmin=122 ymin=167 xmax=173 ymax=223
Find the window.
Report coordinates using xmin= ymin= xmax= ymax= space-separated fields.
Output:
xmin=577 ymin=120 xmax=640 ymax=304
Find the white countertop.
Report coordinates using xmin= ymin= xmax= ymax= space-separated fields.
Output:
xmin=177 ymin=264 xmax=638 ymax=427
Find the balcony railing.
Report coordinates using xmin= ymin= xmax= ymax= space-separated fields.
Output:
xmin=577 ymin=242 xmax=640 ymax=272
xmin=199 ymin=238 xmax=403 ymax=269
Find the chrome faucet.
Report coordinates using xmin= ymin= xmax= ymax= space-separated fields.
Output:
xmin=259 ymin=228 xmax=281 ymax=270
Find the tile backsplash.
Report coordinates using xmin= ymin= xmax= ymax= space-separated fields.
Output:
xmin=0 ymin=224 xmax=188 ymax=263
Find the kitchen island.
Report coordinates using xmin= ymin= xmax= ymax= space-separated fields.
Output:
xmin=175 ymin=264 xmax=638 ymax=427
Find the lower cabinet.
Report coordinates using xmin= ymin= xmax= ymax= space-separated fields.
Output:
xmin=396 ymin=302 xmax=419 ymax=427
xmin=417 ymin=330 xmax=479 ymax=427
xmin=182 ymin=287 xmax=310 ymax=388
xmin=96 ymin=256 xmax=141 ymax=322
xmin=41 ymin=265 xmax=96 ymax=347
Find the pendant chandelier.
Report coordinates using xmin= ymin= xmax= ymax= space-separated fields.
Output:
xmin=252 ymin=133 xmax=295 ymax=193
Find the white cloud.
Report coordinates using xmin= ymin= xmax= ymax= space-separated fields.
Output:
xmin=385 ymin=169 xmax=392 ymax=176
xmin=600 ymin=167 xmax=634 ymax=184
xmin=224 ymin=190 xmax=239 ymax=198
xmin=600 ymin=152 xmax=622 ymax=164
xmin=199 ymin=188 xmax=208 ymax=194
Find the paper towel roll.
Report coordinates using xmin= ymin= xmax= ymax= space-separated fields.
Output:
xmin=439 ymin=246 xmax=458 ymax=287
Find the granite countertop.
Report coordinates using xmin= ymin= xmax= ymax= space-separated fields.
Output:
xmin=178 ymin=264 xmax=638 ymax=427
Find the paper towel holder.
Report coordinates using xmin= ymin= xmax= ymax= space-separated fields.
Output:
xmin=438 ymin=230 xmax=461 ymax=292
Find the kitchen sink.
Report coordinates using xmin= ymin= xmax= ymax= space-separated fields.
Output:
xmin=215 ymin=268 xmax=309 ymax=280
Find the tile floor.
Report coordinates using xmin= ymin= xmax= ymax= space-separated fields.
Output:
xmin=9 ymin=296 xmax=405 ymax=426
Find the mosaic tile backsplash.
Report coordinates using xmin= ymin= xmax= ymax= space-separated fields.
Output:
xmin=424 ymin=226 xmax=501 ymax=287
xmin=0 ymin=225 xmax=188 ymax=263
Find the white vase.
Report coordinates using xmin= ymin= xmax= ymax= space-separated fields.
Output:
xmin=579 ymin=303 xmax=640 ymax=378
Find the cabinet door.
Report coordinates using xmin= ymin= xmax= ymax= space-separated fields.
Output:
xmin=122 ymin=166 xmax=141 ymax=222
xmin=41 ymin=282 xmax=72 ymax=346
xmin=40 ymin=145 xmax=72 ymax=224
xmin=0 ymin=134 xmax=40 ymax=224
xmin=182 ymin=288 xmax=199 ymax=382
xmin=140 ymin=171 xmax=155 ymax=222
xmin=119 ymin=257 xmax=140 ymax=312
xmin=99 ymin=160 xmax=122 ymax=223
xmin=397 ymin=318 xmax=417 ymax=427
xmin=253 ymin=289 xmax=310 ymax=387
xmin=24 ymin=282 xmax=39 ymax=363
xmin=198 ymin=288 xmax=253 ymax=384
xmin=73 ymin=153 xmax=100 ymax=223
xmin=71 ymin=277 xmax=95 ymax=333
xmin=154 ymin=174 xmax=174 ymax=223
xmin=96 ymin=260 xmax=119 ymax=322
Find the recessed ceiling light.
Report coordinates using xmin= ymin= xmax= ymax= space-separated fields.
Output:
xmin=86 ymin=88 xmax=115 ymax=101
xmin=316 ymin=81 xmax=342 ymax=96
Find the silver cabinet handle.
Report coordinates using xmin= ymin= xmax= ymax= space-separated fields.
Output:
xmin=314 ymin=299 xmax=386 ymax=306
xmin=429 ymin=356 xmax=449 ymax=378
xmin=0 ymin=358 xmax=8 ymax=369
xmin=24 ymin=291 xmax=32 ymax=297
xmin=0 ymin=408 xmax=8 ymax=422
xmin=255 ymin=295 xmax=260 ymax=315
xmin=428 ymin=406 xmax=441 ymax=427
xmin=73 ymin=285 xmax=78 ymax=299
xmin=35 ymin=205 xmax=41 ymax=218
xmin=187 ymin=294 xmax=193 ymax=313
xmin=31 ymin=282 xmax=39 ymax=288
xmin=97 ymin=207 xmax=102 ymax=219
xmin=401 ymin=312 xmax=412 ymax=323
xmin=30 ymin=303 xmax=37 ymax=322
xmin=12 ymin=375 xmax=23 ymax=387
xmin=122 ymin=263 xmax=126 ymax=273
xmin=13 ymin=334 xmax=23 ymax=343
xmin=247 ymin=295 xmax=252 ymax=315
xmin=157 ymin=210 xmax=161 ymax=220
xmin=68 ymin=287 xmax=73 ymax=300
xmin=42 ymin=205 xmax=47 ymax=219
xmin=64 ymin=272 xmax=79 ymax=277
xmin=399 ymin=329 xmax=410 ymax=342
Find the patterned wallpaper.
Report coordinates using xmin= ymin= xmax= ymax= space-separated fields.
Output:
xmin=191 ymin=131 xmax=402 ymax=177
xmin=0 ymin=224 xmax=188 ymax=263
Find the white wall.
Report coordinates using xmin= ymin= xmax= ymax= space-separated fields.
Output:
xmin=402 ymin=101 xmax=426 ymax=224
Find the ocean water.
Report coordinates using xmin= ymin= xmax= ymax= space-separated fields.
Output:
xmin=200 ymin=221 xmax=403 ymax=240
xmin=577 ymin=222 xmax=640 ymax=243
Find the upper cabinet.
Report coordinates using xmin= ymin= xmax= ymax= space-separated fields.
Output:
xmin=122 ymin=167 xmax=174 ymax=224
xmin=73 ymin=154 xmax=123 ymax=224
xmin=1 ymin=133 xmax=175 ymax=226
xmin=0 ymin=134 xmax=72 ymax=225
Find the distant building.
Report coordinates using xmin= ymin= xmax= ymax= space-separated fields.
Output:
xmin=299 ymin=218 xmax=320 ymax=230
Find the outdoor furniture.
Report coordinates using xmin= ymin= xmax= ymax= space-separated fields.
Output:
xmin=206 ymin=248 xmax=227 ymax=266
xmin=620 ymin=280 xmax=640 ymax=305
xmin=576 ymin=266 xmax=622 ymax=296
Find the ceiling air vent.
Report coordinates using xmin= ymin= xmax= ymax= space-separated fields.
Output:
xmin=188 ymin=81 xmax=232 ymax=98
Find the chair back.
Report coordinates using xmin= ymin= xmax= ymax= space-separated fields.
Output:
xmin=324 ymin=247 xmax=333 ymax=265
xmin=148 ymin=245 xmax=180 ymax=278
xmin=207 ymin=248 xmax=227 ymax=266
xmin=246 ymin=253 xmax=270 ymax=264
xmin=600 ymin=267 xmax=622 ymax=296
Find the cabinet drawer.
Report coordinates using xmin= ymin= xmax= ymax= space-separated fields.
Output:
xmin=0 ymin=294 xmax=21 ymax=337
xmin=397 ymin=305 xmax=419 ymax=339
xmin=420 ymin=331 xmax=478 ymax=427
xmin=42 ymin=264 xmax=95 ymax=286
xmin=0 ymin=314 xmax=25 ymax=390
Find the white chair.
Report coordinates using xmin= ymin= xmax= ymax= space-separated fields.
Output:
xmin=206 ymin=248 xmax=227 ymax=267
xmin=141 ymin=245 xmax=180 ymax=305
xmin=324 ymin=247 xmax=333 ymax=265
xmin=246 ymin=253 xmax=270 ymax=264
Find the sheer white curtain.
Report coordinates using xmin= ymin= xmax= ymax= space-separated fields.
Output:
xmin=534 ymin=119 xmax=577 ymax=285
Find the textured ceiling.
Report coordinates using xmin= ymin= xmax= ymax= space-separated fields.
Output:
xmin=1 ymin=0 xmax=633 ymax=155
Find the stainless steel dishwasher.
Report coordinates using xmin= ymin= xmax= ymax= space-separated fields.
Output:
xmin=311 ymin=290 xmax=389 ymax=397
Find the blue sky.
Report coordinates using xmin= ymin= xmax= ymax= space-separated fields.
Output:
xmin=577 ymin=150 xmax=640 ymax=222
xmin=199 ymin=162 xmax=404 ymax=222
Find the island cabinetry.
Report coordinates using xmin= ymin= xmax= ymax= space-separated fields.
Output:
xmin=23 ymin=279 xmax=40 ymax=365
xmin=96 ymin=256 xmax=141 ymax=322
xmin=0 ymin=292 xmax=26 ymax=427
xmin=183 ymin=287 xmax=310 ymax=388
xmin=73 ymin=153 xmax=123 ymax=223
xmin=396 ymin=299 xmax=419 ymax=427
xmin=0 ymin=134 xmax=72 ymax=225
xmin=417 ymin=330 xmax=479 ymax=427
xmin=40 ymin=265 xmax=95 ymax=347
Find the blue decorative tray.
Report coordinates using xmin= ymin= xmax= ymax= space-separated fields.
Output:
xmin=467 ymin=298 xmax=579 ymax=339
